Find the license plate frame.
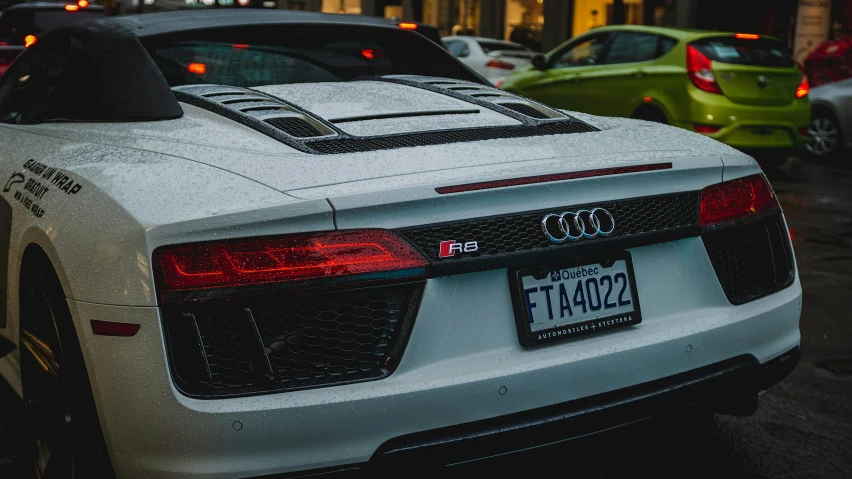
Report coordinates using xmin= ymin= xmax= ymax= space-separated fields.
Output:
xmin=508 ymin=251 xmax=642 ymax=348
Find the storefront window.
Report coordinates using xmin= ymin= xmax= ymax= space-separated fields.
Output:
xmin=321 ymin=0 xmax=361 ymax=14
xmin=572 ymin=0 xmax=644 ymax=37
xmin=422 ymin=0 xmax=480 ymax=37
xmin=505 ymin=0 xmax=543 ymax=51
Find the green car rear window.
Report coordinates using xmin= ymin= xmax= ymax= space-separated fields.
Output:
xmin=691 ymin=37 xmax=794 ymax=68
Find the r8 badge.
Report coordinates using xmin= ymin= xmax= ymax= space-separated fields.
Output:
xmin=439 ymin=240 xmax=478 ymax=258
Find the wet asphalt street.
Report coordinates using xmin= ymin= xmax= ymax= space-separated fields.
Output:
xmin=1 ymin=157 xmax=851 ymax=478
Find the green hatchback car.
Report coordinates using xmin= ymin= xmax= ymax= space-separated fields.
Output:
xmin=500 ymin=26 xmax=810 ymax=160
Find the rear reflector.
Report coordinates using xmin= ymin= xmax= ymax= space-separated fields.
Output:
xmin=154 ymin=230 xmax=427 ymax=297
xmin=91 ymin=320 xmax=141 ymax=337
xmin=694 ymin=124 xmax=721 ymax=134
xmin=798 ymin=127 xmax=809 ymax=136
xmin=699 ymin=174 xmax=780 ymax=228
xmin=485 ymin=59 xmax=516 ymax=70
xmin=435 ymin=163 xmax=673 ymax=194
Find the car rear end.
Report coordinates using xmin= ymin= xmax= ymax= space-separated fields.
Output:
xmin=92 ymin=149 xmax=800 ymax=477
xmin=674 ymin=33 xmax=810 ymax=158
xmin=476 ymin=39 xmax=536 ymax=84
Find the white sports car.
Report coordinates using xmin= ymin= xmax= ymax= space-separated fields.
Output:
xmin=0 ymin=10 xmax=801 ymax=479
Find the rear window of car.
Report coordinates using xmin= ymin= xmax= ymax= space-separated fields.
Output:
xmin=145 ymin=25 xmax=480 ymax=87
xmin=32 ymin=9 xmax=106 ymax=32
xmin=477 ymin=41 xmax=528 ymax=53
xmin=690 ymin=36 xmax=794 ymax=67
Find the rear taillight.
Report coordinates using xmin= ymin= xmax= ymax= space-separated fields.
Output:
xmin=153 ymin=230 xmax=428 ymax=298
xmin=795 ymin=75 xmax=809 ymax=98
xmin=485 ymin=59 xmax=515 ymax=70
xmin=687 ymin=45 xmax=723 ymax=95
xmin=24 ymin=35 xmax=37 ymax=48
xmin=699 ymin=174 xmax=780 ymax=228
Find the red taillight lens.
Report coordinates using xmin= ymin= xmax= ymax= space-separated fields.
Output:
xmin=187 ymin=63 xmax=207 ymax=75
xmin=398 ymin=22 xmax=418 ymax=30
xmin=154 ymin=230 xmax=428 ymax=296
xmin=795 ymin=75 xmax=809 ymax=98
xmin=699 ymin=174 xmax=779 ymax=228
xmin=485 ymin=59 xmax=515 ymax=70
xmin=687 ymin=45 xmax=723 ymax=95
xmin=24 ymin=35 xmax=37 ymax=48
xmin=694 ymin=124 xmax=721 ymax=134
xmin=734 ymin=33 xmax=760 ymax=40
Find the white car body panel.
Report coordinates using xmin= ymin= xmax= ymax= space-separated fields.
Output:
xmin=443 ymin=36 xmax=535 ymax=85
xmin=0 ymin=74 xmax=801 ymax=478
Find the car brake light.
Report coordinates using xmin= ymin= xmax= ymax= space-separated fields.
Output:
xmin=398 ymin=22 xmax=418 ymax=30
xmin=65 ymin=4 xmax=79 ymax=11
xmin=795 ymin=75 xmax=809 ymax=98
xmin=686 ymin=45 xmax=723 ymax=95
xmin=153 ymin=230 xmax=428 ymax=297
xmin=361 ymin=49 xmax=375 ymax=60
xmin=699 ymin=174 xmax=780 ymax=228
xmin=485 ymin=59 xmax=515 ymax=70
xmin=694 ymin=124 xmax=721 ymax=134
xmin=187 ymin=63 xmax=207 ymax=75
xmin=734 ymin=33 xmax=760 ymax=40
xmin=233 ymin=44 xmax=249 ymax=49
xmin=77 ymin=0 xmax=89 ymax=7
xmin=24 ymin=35 xmax=37 ymax=48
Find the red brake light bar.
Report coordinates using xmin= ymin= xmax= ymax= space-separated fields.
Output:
xmin=734 ymin=33 xmax=760 ymax=40
xmin=435 ymin=163 xmax=673 ymax=194
xmin=699 ymin=174 xmax=780 ymax=228
xmin=485 ymin=59 xmax=515 ymax=70
xmin=398 ymin=22 xmax=418 ymax=30
xmin=154 ymin=230 xmax=427 ymax=298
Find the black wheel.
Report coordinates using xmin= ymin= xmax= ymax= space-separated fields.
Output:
xmin=631 ymin=105 xmax=669 ymax=124
xmin=19 ymin=253 xmax=113 ymax=478
xmin=807 ymin=107 xmax=844 ymax=159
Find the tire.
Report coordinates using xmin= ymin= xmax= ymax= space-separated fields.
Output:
xmin=19 ymin=253 xmax=113 ymax=479
xmin=631 ymin=105 xmax=669 ymax=125
xmin=806 ymin=107 xmax=844 ymax=160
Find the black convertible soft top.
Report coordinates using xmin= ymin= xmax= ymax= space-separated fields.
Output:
xmin=0 ymin=10 xmax=451 ymax=123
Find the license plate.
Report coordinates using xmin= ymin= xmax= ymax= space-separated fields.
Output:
xmin=509 ymin=252 xmax=641 ymax=347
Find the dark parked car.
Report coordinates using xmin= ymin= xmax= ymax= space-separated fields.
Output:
xmin=0 ymin=2 xmax=106 ymax=75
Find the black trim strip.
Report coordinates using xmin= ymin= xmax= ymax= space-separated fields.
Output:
xmin=424 ymin=226 xmax=700 ymax=278
xmin=329 ymin=109 xmax=481 ymax=123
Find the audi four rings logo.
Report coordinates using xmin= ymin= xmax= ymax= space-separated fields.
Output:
xmin=541 ymin=208 xmax=616 ymax=244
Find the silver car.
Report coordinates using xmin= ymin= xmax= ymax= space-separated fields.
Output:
xmin=808 ymin=77 xmax=852 ymax=158
xmin=442 ymin=35 xmax=537 ymax=85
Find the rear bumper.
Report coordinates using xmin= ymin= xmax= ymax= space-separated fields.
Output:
xmin=672 ymin=87 xmax=810 ymax=150
xmin=72 ymin=261 xmax=801 ymax=478
xmin=278 ymin=347 xmax=801 ymax=476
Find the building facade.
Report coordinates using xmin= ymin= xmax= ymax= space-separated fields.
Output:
xmin=293 ymin=0 xmax=852 ymax=55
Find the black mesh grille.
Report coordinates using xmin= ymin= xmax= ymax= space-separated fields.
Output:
xmin=306 ymin=121 xmax=596 ymax=154
xmin=398 ymin=192 xmax=699 ymax=262
xmin=702 ymin=216 xmax=794 ymax=304
xmin=264 ymin=117 xmax=323 ymax=138
xmin=500 ymin=103 xmax=551 ymax=119
xmin=163 ymin=283 xmax=423 ymax=398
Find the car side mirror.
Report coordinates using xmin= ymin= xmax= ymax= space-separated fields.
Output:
xmin=531 ymin=54 xmax=546 ymax=70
